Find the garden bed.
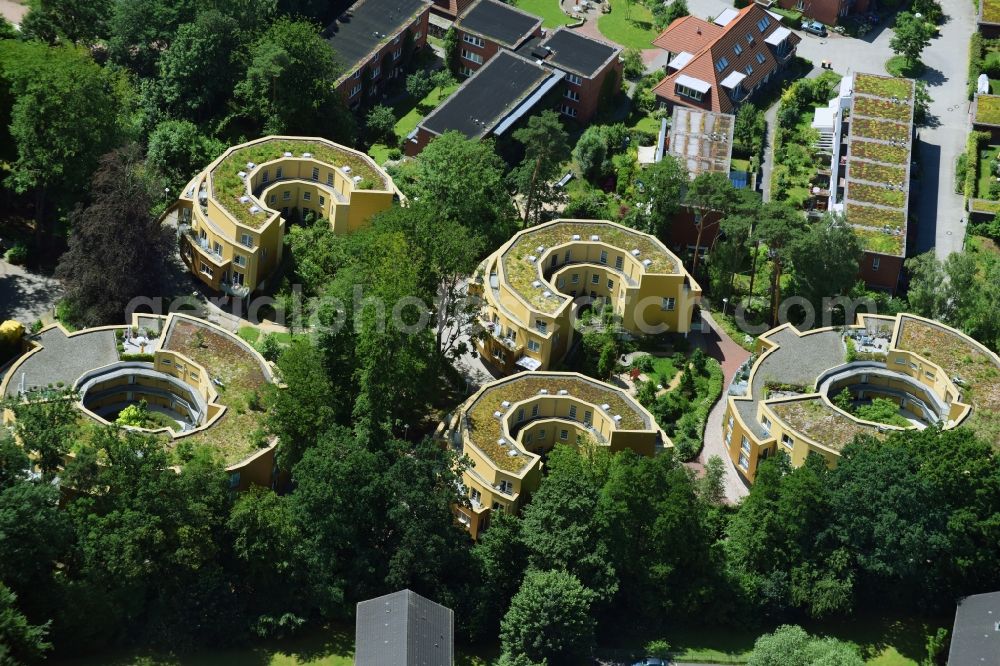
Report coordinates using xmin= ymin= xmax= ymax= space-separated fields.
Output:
xmin=847 ymin=181 xmax=906 ymax=207
xmin=852 ymin=117 xmax=911 ymax=143
xmin=853 ymin=73 xmax=913 ymax=100
xmin=769 ymin=397 xmax=878 ymax=452
xmin=850 ymin=140 xmax=909 ymax=164
xmin=849 ymin=161 xmax=907 ymax=186
xmin=975 ymin=94 xmax=1000 ymax=125
xmin=853 ymin=95 xmax=912 ymax=122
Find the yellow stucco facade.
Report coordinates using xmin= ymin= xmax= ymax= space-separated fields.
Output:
xmin=167 ymin=136 xmax=400 ymax=297
xmin=472 ymin=219 xmax=702 ymax=374
xmin=723 ymin=313 xmax=1000 ymax=483
xmin=435 ymin=371 xmax=671 ymax=538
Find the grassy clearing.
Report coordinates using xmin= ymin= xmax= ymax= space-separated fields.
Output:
xmin=368 ymin=81 xmax=460 ymax=164
xmin=513 ymin=0 xmax=572 ymax=28
xmin=597 ymin=0 xmax=658 ymax=49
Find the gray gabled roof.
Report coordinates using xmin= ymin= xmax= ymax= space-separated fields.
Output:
xmin=948 ymin=591 xmax=1000 ymax=665
xmin=355 ymin=589 xmax=454 ymax=666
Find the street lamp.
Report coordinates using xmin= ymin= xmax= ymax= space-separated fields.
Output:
xmin=164 ymin=187 xmax=170 ymax=202
xmin=722 ymin=297 xmax=729 ymax=318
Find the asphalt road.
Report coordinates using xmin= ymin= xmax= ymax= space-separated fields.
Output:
xmin=0 ymin=260 xmax=61 ymax=326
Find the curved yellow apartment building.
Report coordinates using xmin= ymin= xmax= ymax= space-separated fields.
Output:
xmin=169 ymin=136 xmax=401 ymax=296
xmin=472 ymin=219 xmax=702 ymax=374
xmin=436 ymin=371 xmax=671 ymax=538
xmin=724 ymin=313 xmax=1000 ymax=483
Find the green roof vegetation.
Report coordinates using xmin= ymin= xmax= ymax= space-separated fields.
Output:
xmin=849 ymin=161 xmax=907 ymax=186
xmin=850 ymin=139 xmax=909 ymax=164
xmin=211 ymin=138 xmax=388 ymax=230
xmin=846 ymin=202 xmax=905 ymax=229
xmin=162 ymin=319 xmax=271 ymax=466
xmin=970 ymin=198 xmax=1000 ymax=214
xmin=501 ymin=221 xmax=678 ymax=314
xmin=769 ymin=397 xmax=881 ymax=452
xmin=847 ymin=181 xmax=906 ymax=207
xmin=852 ymin=224 xmax=905 ymax=255
xmin=896 ymin=316 xmax=1000 ymax=442
xmin=852 ymin=117 xmax=911 ymax=143
xmin=975 ymin=94 xmax=1000 ymax=125
xmin=984 ymin=0 xmax=1000 ymax=23
xmin=465 ymin=374 xmax=648 ymax=472
xmin=853 ymin=73 xmax=914 ymax=100
xmin=853 ymin=95 xmax=912 ymax=122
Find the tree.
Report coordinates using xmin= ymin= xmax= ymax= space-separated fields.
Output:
xmin=499 ymin=569 xmax=596 ymax=666
xmin=107 ymin=0 xmax=196 ymax=76
xmin=511 ymin=111 xmax=569 ymax=225
xmin=0 ymin=41 xmax=120 ymax=239
xmin=905 ymin=251 xmax=948 ymax=319
xmin=788 ymin=215 xmax=863 ymax=312
xmin=234 ymin=18 xmax=354 ymax=140
xmin=396 ymin=132 xmax=516 ymax=247
xmin=654 ymin=0 xmax=688 ymax=29
xmin=366 ymin=104 xmax=397 ymax=144
xmin=621 ymin=49 xmax=644 ymax=79
xmin=733 ymin=103 xmax=766 ymax=159
xmin=0 ymin=432 xmax=28 ymax=492
xmin=755 ymin=202 xmax=808 ymax=325
xmin=6 ymin=391 xmax=77 ymax=477
xmin=0 ymin=582 xmax=52 ymax=664
xmin=470 ymin=511 xmax=528 ymax=640
xmin=56 ymin=145 xmax=169 ymax=327
xmin=685 ymin=172 xmax=739 ymax=272
xmin=157 ymin=10 xmax=240 ymax=121
xmin=890 ymin=12 xmax=933 ymax=68
xmin=913 ymin=80 xmax=932 ymax=125
xmin=146 ymin=119 xmax=225 ymax=194
xmin=266 ymin=339 xmax=348 ymax=470
xmin=747 ymin=625 xmax=864 ymax=666
xmin=405 ymin=69 xmax=434 ymax=100
xmin=20 ymin=0 xmax=111 ymax=44
xmin=573 ymin=126 xmax=608 ymax=182
xmin=643 ymin=154 xmax=688 ymax=238
xmin=443 ymin=27 xmax=460 ymax=74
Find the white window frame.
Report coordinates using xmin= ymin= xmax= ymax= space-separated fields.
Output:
xmin=527 ymin=339 xmax=541 ymax=352
xmin=461 ymin=49 xmax=484 ymax=65
xmin=234 ymin=254 xmax=247 ymax=267
xmin=462 ymin=33 xmax=485 ymax=47
xmin=240 ymin=233 xmax=253 ymax=248
xmin=676 ymin=83 xmax=704 ymax=101
xmin=872 ymin=256 xmax=881 ymax=271
xmin=560 ymin=104 xmax=578 ymax=117
xmin=564 ymin=89 xmax=580 ymax=102
xmin=567 ymin=73 xmax=583 ymax=85
xmin=662 ymin=297 xmax=676 ymax=311
xmin=756 ymin=52 xmax=767 ymax=65
xmin=349 ymin=83 xmax=362 ymax=97
xmin=715 ymin=56 xmax=729 ymax=72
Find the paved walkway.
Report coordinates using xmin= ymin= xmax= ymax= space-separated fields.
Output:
xmin=693 ymin=310 xmax=751 ymax=503
xmin=0 ymin=0 xmax=26 ymax=25
xmin=0 ymin=260 xmax=62 ymax=326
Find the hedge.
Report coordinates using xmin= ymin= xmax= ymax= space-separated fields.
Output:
xmin=965 ymin=130 xmax=992 ymax=202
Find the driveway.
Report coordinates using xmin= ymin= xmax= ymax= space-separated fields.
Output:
xmin=0 ymin=260 xmax=62 ymax=326
xmin=0 ymin=0 xmax=26 ymax=25
xmin=692 ymin=310 xmax=750 ymax=504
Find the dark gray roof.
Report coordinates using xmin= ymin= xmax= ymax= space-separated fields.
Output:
xmin=540 ymin=27 xmax=620 ymax=78
xmin=6 ymin=327 xmax=118 ymax=398
xmin=420 ymin=50 xmax=553 ymax=139
xmin=326 ymin=0 xmax=431 ymax=74
xmin=355 ymin=589 xmax=454 ymax=666
xmin=455 ymin=0 xmax=541 ymax=48
xmin=948 ymin=591 xmax=1000 ymax=665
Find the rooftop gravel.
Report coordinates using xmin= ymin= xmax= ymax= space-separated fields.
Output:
xmin=210 ymin=138 xmax=388 ymax=229
xmin=465 ymin=374 xmax=649 ymax=471
xmin=501 ymin=221 xmax=678 ymax=314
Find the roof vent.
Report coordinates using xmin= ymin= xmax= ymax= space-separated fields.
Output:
xmin=239 ymin=196 xmax=250 ymax=203
xmin=591 ymin=234 xmax=600 ymax=241
xmin=249 ymin=205 xmax=261 ymax=213
xmin=353 ymin=175 xmax=363 ymax=184
xmin=283 ymin=151 xmax=293 ymax=157
xmin=501 ymin=400 xmax=511 ymax=408
xmin=631 ymin=249 xmax=641 ymax=256
xmin=572 ymin=234 xmax=581 ymax=240
xmin=528 ymin=255 xmax=537 ymax=262
xmin=246 ymin=162 xmax=256 ymax=169
xmin=613 ymin=414 xmax=623 ymax=423
xmin=532 ymin=280 xmax=542 ymax=288
xmin=642 ymin=259 xmax=652 ymax=268
xmin=557 ymin=389 xmax=568 ymax=395
xmin=601 ymin=403 xmax=611 ymax=411
xmin=493 ymin=411 xmax=503 ymax=418
xmin=302 ymin=152 xmax=313 ymax=158
xmin=342 ymin=165 xmax=352 ymax=174
xmin=237 ymin=171 xmax=247 ymax=179
xmin=507 ymin=449 xmax=519 ymax=457
xmin=543 ymin=290 xmax=553 ymax=298
xmin=539 ymin=389 xmax=549 ymax=394
xmin=536 ymin=245 xmax=545 ymax=253
xmin=497 ymin=438 xmax=507 ymax=446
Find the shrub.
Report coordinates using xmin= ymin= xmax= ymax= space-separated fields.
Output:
xmin=258 ymin=333 xmax=281 ymax=361
xmin=4 ymin=243 xmax=27 ymax=265
xmin=120 ymin=352 xmax=155 ymax=362
xmin=365 ymin=104 xmax=396 ymax=144
xmin=622 ymin=48 xmax=644 ymax=79
xmin=387 ymin=147 xmax=402 ymax=160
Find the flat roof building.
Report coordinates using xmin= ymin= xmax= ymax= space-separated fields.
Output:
xmin=355 ymin=589 xmax=453 ymax=666
xmin=668 ymin=106 xmax=735 ymax=177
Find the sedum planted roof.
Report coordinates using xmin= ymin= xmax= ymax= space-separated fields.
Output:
xmin=208 ymin=137 xmax=389 ymax=230
xmin=844 ymin=73 xmax=915 ymax=256
xmin=500 ymin=220 xmax=681 ymax=314
xmin=464 ymin=372 xmax=651 ymax=472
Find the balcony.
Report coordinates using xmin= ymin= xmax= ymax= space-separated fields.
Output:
xmin=221 ymin=280 xmax=251 ymax=298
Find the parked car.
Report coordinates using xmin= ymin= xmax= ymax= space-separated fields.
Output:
xmin=802 ymin=20 xmax=827 ymax=36
xmin=631 ymin=659 xmax=666 ymax=666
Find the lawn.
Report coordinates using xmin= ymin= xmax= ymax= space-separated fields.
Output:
xmin=513 ymin=0 xmax=572 ymax=28
xmin=976 ymin=144 xmax=1000 ymax=198
xmin=597 ymin=0 xmax=658 ymax=49
xmin=238 ymin=326 xmax=293 ymax=346
xmin=976 ymin=94 xmax=1000 ymax=125
xmin=50 ymin=624 xmax=496 ymax=666
xmin=368 ymin=81 xmax=460 ymax=163
xmin=629 ymin=113 xmax=662 ymax=134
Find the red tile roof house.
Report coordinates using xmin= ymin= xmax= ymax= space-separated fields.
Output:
xmin=651 ymin=5 xmax=801 ymax=115
xmin=774 ymin=0 xmax=870 ymax=28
